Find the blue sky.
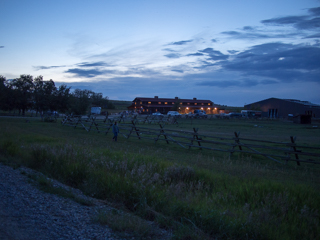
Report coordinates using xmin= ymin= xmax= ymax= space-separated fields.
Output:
xmin=1 ymin=0 xmax=320 ymax=106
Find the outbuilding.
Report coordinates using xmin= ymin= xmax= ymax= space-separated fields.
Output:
xmin=244 ymin=98 xmax=320 ymax=118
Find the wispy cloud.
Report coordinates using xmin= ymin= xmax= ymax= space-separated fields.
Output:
xmin=169 ymin=40 xmax=193 ymax=45
xmin=77 ymin=61 xmax=110 ymax=67
xmin=164 ymin=53 xmax=181 ymax=58
xmin=33 ymin=65 xmax=66 ymax=71
xmin=65 ymin=68 xmax=112 ymax=78
xmin=261 ymin=7 xmax=320 ymax=30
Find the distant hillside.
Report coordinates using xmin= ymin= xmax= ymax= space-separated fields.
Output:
xmin=109 ymin=100 xmax=132 ymax=111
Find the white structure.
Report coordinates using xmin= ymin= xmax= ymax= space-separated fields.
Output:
xmin=91 ymin=107 xmax=101 ymax=115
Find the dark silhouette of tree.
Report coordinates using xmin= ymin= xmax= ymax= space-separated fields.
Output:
xmin=0 ymin=75 xmax=10 ymax=111
xmin=0 ymin=76 xmax=16 ymax=112
xmin=90 ymin=92 xmax=114 ymax=109
xmin=69 ymin=89 xmax=92 ymax=115
xmin=33 ymin=76 xmax=57 ymax=115
xmin=54 ymin=84 xmax=71 ymax=114
xmin=11 ymin=75 xmax=34 ymax=115
xmin=1 ymin=74 xmax=113 ymax=116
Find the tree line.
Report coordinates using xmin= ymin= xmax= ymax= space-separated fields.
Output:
xmin=0 ymin=74 xmax=115 ymax=116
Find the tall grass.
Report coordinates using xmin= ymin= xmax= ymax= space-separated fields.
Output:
xmin=0 ymin=118 xmax=319 ymax=239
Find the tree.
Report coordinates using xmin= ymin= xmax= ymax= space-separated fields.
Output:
xmin=69 ymin=89 xmax=92 ymax=115
xmin=33 ymin=76 xmax=46 ymax=115
xmin=54 ymin=84 xmax=71 ymax=114
xmin=43 ymin=79 xmax=57 ymax=111
xmin=0 ymin=75 xmax=10 ymax=110
xmin=10 ymin=75 xmax=34 ymax=115
xmin=90 ymin=92 xmax=114 ymax=109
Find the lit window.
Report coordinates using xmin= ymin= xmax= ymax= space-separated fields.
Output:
xmin=148 ymin=102 xmax=151 ymax=104
xmin=165 ymin=102 xmax=168 ymax=105
xmin=187 ymin=103 xmax=190 ymax=105
xmin=180 ymin=102 xmax=182 ymax=105
xmin=195 ymin=103 xmax=197 ymax=105
xmin=208 ymin=103 xmax=211 ymax=106
xmin=135 ymin=102 xmax=136 ymax=105
xmin=140 ymin=102 xmax=142 ymax=104
xmin=158 ymin=102 xmax=161 ymax=104
xmin=202 ymin=103 xmax=204 ymax=105
xmin=172 ymin=102 xmax=174 ymax=104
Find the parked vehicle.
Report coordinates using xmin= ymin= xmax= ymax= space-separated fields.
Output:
xmin=152 ymin=112 xmax=163 ymax=116
xmin=194 ymin=109 xmax=207 ymax=118
xmin=226 ymin=112 xmax=242 ymax=118
xmin=167 ymin=111 xmax=181 ymax=116
xmin=185 ymin=112 xmax=194 ymax=118
xmin=241 ymin=110 xmax=262 ymax=118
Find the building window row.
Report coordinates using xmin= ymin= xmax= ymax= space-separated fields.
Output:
xmin=137 ymin=100 xmax=212 ymax=106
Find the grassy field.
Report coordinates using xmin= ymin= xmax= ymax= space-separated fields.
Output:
xmin=0 ymin=116 xmax=319 ymax=239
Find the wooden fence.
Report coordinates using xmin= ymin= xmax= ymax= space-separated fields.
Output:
xmin=61 ymin=114 xmax=320 ymax=165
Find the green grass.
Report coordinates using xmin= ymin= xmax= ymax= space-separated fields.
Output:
xmin=95 ymin=208 xmax=166 ymax=239
xmin=0 ymin=117 xmax=319 ymax=239
xmin=26 ymin=172 xmax=94 ymax=206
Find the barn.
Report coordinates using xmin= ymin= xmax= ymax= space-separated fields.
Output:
xmin=244 ymin=98 xmax=320 ymax=118
xmin=127 ymin=96 xmax=220 ymax=114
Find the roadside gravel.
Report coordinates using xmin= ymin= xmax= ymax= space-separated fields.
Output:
xmin=0 ymin=163 xmax=170 ymax=240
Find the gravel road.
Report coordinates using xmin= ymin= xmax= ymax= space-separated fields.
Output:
xmin=0 ymin=163 xmax=170 ymax=240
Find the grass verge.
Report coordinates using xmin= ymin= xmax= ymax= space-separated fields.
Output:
xmin=0 ymin=117 xmax=319 ymax=239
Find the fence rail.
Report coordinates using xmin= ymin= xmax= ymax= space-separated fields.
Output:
xmin=61 ymin=115 xmax=320 ymax=165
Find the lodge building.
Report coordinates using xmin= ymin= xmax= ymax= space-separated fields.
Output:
xmin=127 ymin=96 xmax=219 ymax=114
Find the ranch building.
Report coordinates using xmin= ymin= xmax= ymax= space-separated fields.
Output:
xmin=127 ymin=96 xmax=220 ymax=114
xmin=244 ymin=98 xmax=320 ymax=118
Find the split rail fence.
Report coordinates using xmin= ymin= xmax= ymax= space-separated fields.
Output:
xmin=61 ymin=114 xmax=320 ymax=165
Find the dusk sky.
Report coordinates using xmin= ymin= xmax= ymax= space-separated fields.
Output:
xmin=1 ymin=0 xmax=320 ymax=106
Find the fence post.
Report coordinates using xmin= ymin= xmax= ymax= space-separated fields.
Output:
xmin=134 ymin=120 xmax=141 ymax=139
xmin=230 ymin=132 xmax=242 ymax=157
xmin=159 ymin=124 xmax=169 ymax=144
xmin=89 ymin=116 xmax=100 ymax=133
xmin=190 ymin=128 xmax=201 ymax=150
xmin=234 ymin=132 xmax=242 ymax=151
xmin=290 ymin=136 xmax=301 ymax=166
xmin=127 ymin=120 xmax=140 ymax=139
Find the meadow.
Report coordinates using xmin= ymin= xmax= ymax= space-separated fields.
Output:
xmin=0 ymin=116 xmax=319 ymax=239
